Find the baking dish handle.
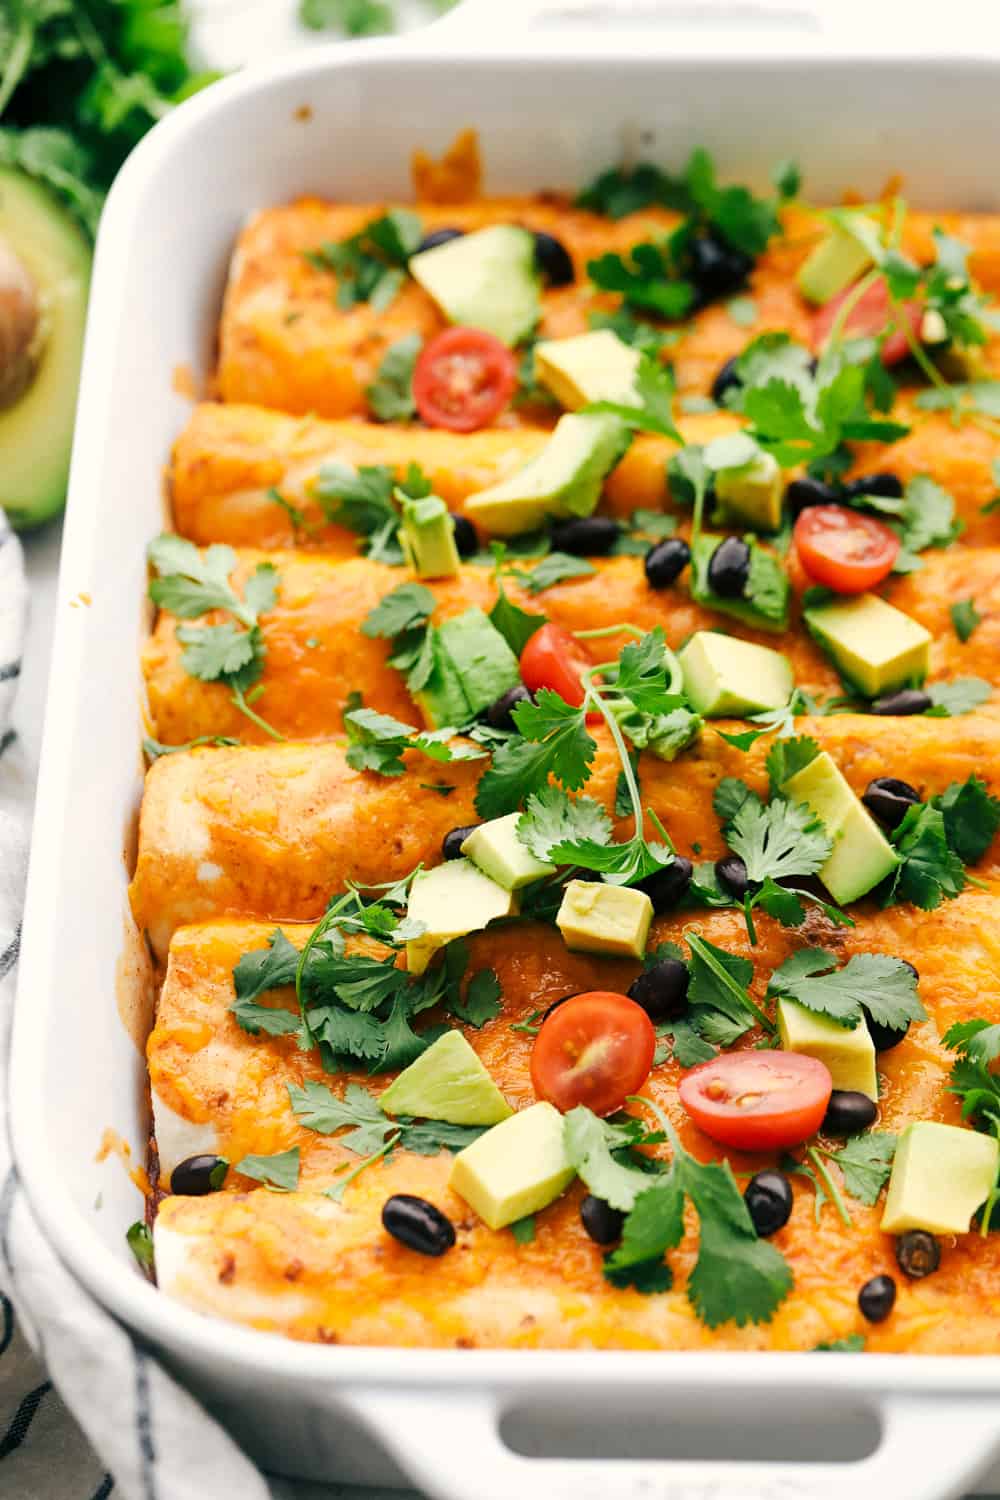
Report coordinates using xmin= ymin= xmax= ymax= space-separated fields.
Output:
xmin=339 ymin=1385 xmax=1000 ymax=1500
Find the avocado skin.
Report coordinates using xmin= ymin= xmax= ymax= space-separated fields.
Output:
xmin=0 ymin=168 xmax=91 ymax=530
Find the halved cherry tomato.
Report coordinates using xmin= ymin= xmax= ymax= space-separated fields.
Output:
xmin=412 ymin=326 xmax=517 ymax=431
xmin=810 ymin=275 xmax=922 ymax=367
xmin=679 ymin=1051 xmax=832 ymax=1152
xmin=794 ymin=503 xmax=900 ymax=593
xmin=519 ymin=622 xmax=595 ymax=709
xmin=531 ymin=992 xmax=656 ymax=1116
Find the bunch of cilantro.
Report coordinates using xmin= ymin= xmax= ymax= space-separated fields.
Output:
xmin=0 ymin=1 xmax=217 ymax=237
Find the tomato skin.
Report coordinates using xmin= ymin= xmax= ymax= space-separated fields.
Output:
xmin=412 ymin=326 xmax=517 ymax=432
xmin=810 ymin=276 xmax=922 ymax=367
xmin=793 ymin=503 xmax=900 ymax=593
xmin=531 ymin=992 xmax=656 ymax=1116
xmin=679 ymin=1051 xmax=833 ymax=1151
xmin=519 ymin=623 xmax=595 ymax=709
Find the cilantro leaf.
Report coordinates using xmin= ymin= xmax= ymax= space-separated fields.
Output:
xmin=516 ymin=553 xmax=596 ymax=594
xmin=603 ymin=1176 xmax=685 ymax=1290
xmin=231 ymin=929 xmax=303 ymax=1004
xmin=891 ymin=475 xmax=961 ymax=570
xmin=685 ymin=935 xmax=760 ymax=1043
xmin=316 ymin=462 xmax=431 ymax=563
xmin=362 ymin=582 xmax=437 ymax=639
xmin=563 ymin=1107 xmax=654 ymax=1212
xmin=287 ymin=1079 xmax=485 ymax=1157
xmin=475 ymin=690 xmax=595 ymax=819
xmin=613 ymin=627 xmax=674 ymax=716
xmin=827 ymin=1133 xmax=896 ymax=1206
xmin=886 ymin=802 xmax=966 ymax=909
xmin=365 ymin=333 xmax=422 ymax=421
xmin=587 ymin=242 xmax=694 ymax=320
xmin=516 ymin=786 xmax=612 ymax=862
xmin=814 ymin=1335 xmax=866 ymax=1353
xmin=509 ymin=1214 xmax=536 ymax=1244
xmin=588 ymin=308 xmax=680 ymax=359
xmin=681 ymin=1155 xmax=793 ymax=1329
xmin=489 ymin=560 xmax=546 ymax=655
xmin=724 ymin=794 xmax=832 ymax=885
xmin=126 ymin=1220 xmax=154 ymax=1272
xmin=765 ymin=734 xmax=820 ymax=795
xmin=231 ymin=998 xmax=301 ymax=1038
xmin=450 ymin=969 xmax=503 ymax=1028
xmin=768 ymin=951 xmax=925 ymax=1032
xmin=943 ymin=1019 xmax=1000 ymax=1067
xmin=713 ymin=777 xmax=756 ymax=825
xmin=175 ymin=621 xmax=259 ymax=682
xmin=307 ymin=209 xmax=422 ymax=310
xmin=950 ymin=598 xmax=982 ymax=643
xmin=934 ymin=775 xmax=1000 ymax=864
xmin=343 ymin=706 xmax=484 ymax=778
xmin=235 ymin=1148 xmax=300 ymax=1191
xmin=585 ymin=354 xmax=682 ymax=441
xmin=925 ymin=677 xmax=992 ymax=717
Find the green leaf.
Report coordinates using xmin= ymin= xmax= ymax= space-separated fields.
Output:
xmin=308 ymin=210 xmax=422 ymax=309
xmin=450 ymin=969 xmax=503 ymax=1028
xmin=361 ymin=582 xmax=436 ymax=639
xmin=925 ymin=677 xmax=992 ymax=717
xmin=509 ymin=1214 xmax=536 ymax=1244
xmin=586 ymin=354 xmax=682 ymax=441
xmin=588 ymin=308 xmax=680 ymax=358
xmin=235 ymin=1147 xmax=300 ymax=1191
xmin=933 ymin=775 xmax=1000 ymax=864
xmin=517 ymin=553 xmax=596 ymax=594
xmin=754 ymin=878 xmax=805 ymax=927
xmin=175 ymin=621 xmax=259 ymax=682
xmin=713 ymin=777 xmax=756 ymax=824
xmin=827 ymin=1134 xmax=896 ymax=1206
xmin=768 ymin=950 xmax=925 ymax=1032
xmin=231 ymin=997 xmax=301 ymax=1038
xmin=771 ymin=159 xmax=801 ymax=199
xmin=126 ymin=1220 xmax=154 ymax=1271
xmin=887 ymin=802 xmax=966 ymax=910
xmin=724 ymin=795 xmax=832 ymax=885
xmin=0 ymin=126 xmax=105 ymax=237
xmin=475 ymin=690 xmax=595 ymax=818
xmin=814 ymin=1334 xmax=866 ymax=1353
xmin=489 ymin=568 xmax=546 ymax=655
xmin=765 ymin=734 xmax=820 ymax=795
xmin=685 ymin=935 xmax=758 ymax=1042
xmin=943 ymin=1019 xmax=1000 ymax=1066
xmin=288 ymin=1080 xmax=395 ymax=1154
xmin=365 ymin=333 xmax=422 ymax=421
xmin=587 ymin=242 xmax=694 ymax=320
xmin=232 ymin=928 xmax=302 ymax=1005
xmin=563 ymin=1107 xmax=655 ymax=1212
xmin=892 ymin=475 xmax=961 ymax=568
xmin=680 ymin=1154 xmax=793 ymax=1328
xmin=603 ymin=1176 xmax=685 ymax=1279
xmin=516 ymin=786 xmax=612 ymax=862
xmin=316 ymin=463 xmax=409 ymax=562
xmin=613 ymin=627 xmax=674 ymax=715
xmin=950 ymin=598 xmax=982 ymax=642
xmin=668 ymin=1019 xmax=718 ymax=1067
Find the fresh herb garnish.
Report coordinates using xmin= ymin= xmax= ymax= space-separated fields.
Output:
xmin=314 ymin=461 xmax=432 ymax=563
xmin=584 ymin=353 xmax=682 ymax=440
xmin=143 ymin=734 xmax=240 ymax=760
xmin=933 ymin=775 xmax=1000 ymax=864
xmin=885 ymin=803 xmax=969 ymax=910
xmin=950 ymin=598 xmax=982 ymax=643
xmin=126 ymin=1220 xmax=154 ymax=1272
xmin=767 ymin=951 xmax=925 ymax=1034
xmin=924 ymin=677 xmax=992 ymax=717
xmin=509 ymin=1214 xmax=536 ymax=1244
xmin=821 ymin=1133 xmax=896 ymax=1206
xmin=587 ymin=308 xmax=680 ymax=358
xmin=361 ymin=581 xmax=436 ymax=639
xmin=516 ymin=552 xmax=596 ymax=594
xmin=365 ymin=332 xmax=422 ymax=421
xmin=942 ymin=1023 xmax=1000 ymax=1229
xmin=566 ymin=1100 xmax=793 ymax=1327
xmin=147 ymin=535 xmax=282 ymax=740
xmin=287 ymin=1078 xmax=486 ymax=1158
xmin=814 ymin=1335 xmax=865 ymax=1353
xmin=306 ymin=209 xmax=422 ymax=310
xmin=235 ymin=1147 xmax=300 ymax=1192
xmin=343 ymin=706 xmax=486 ymax=777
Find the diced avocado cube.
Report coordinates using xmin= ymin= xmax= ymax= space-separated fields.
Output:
xmin=399 ymin=493 xmax=461 ymax=579
xmin=465 ymin=412 xmax=630 ymax=537
xmin=379 ymin=1031 xmax=513 ymax=1127
xmin=461 ymin=813 xmax=555 ymax=891
xmin=405 ymin=859 xmax=518 ymax=975
xmin=797 ymin=213 xmax=878 ymax=307
xmin=448 ymin=1101 xmax=576 ymax=1229
xmin=776 ymin=999 xmax=878 ymax=1099
xmin=679 ymin=631 xmax=793 ymax=718
xmin=714 ymin=451 xmax=784 ymax=532
xmin=534 ymin=329 xmax=640 ymax=410
xmin=413 ymin=607 xmax=522 ymax=728
xmin=782 ymin=750 xmax=899 ymax=905
xmin=882 ymin=1121 xmax=999 ymax=1237
xmin=409 ymin=225 xmax=540 ymax=347
xmin=804 ymin=592 xmax=931 ymax=699
xmin=556 ymin=879 xmax=653 ymax=959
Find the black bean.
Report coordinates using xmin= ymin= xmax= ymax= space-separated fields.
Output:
xmin=711 ymin=356 xmax=742 ymax=405
xmin=416 ymin=227 xmax=464 ymax=254
xmin=442 ymin=824 xmax=479 ymax=860
xmin=785 ymin=477 xmax=838 ymax=516
xmin=451 ymin=513 xmax=478 ymax=558
xmin=707 ymin=536 xmax=750 ymax=598
xmin=635 ymin=856 xmax=693 ymax=912
xmin=861 ymin=776 xmax=921 ymax=830
xmin=744 ymin=1170 xmax=793 ymax=1238
xmin=871 ymin=688 xmax=932 ymax=717
xmin=715 ymin=853 xmax=752 ymax=901
xmin=843 ymin=472 xmax=903 ymax=501
xmin=822 ymin=1090 xmax=878 ymax=1137
xmin=533 ymin=231 xmax=575 ymax=287
xmin=895 ymin=1229 xmax=940 ymax=1280
xmin=580 ymin=1194 xmax=625 ymax=1245
xmin=858 ymin=1273 xmax=897 ymax=1323
xmin=644 ymin=537 xmax=691 ymax=590
xmin=550 ymin=515 xmax=620 ymax=556
xmin=688 ymin=233 xmax=753 ymax=301
xmin=627 ymin=959 xmax=689 ymax=1022
xmin=171 ymin=1155 xmax=228 ymax=1196
xmin=486 ymin=683 xmax=534 ymax=729
xmin=382 ymin=1194 xmax=456 ymax=1256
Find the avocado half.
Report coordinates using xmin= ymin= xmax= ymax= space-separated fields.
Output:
xmin=0 ymin=168 xmax=91 ymax=530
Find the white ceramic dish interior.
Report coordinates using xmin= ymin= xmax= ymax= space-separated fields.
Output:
xmin=12 ymin=9 xmax=1000 ymax=1496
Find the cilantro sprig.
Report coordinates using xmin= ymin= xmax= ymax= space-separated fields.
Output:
xmin=767 ymin=949 xmax=925 ymax=1034
xmin=314 ymin=461 xmax=432 ymax=563
xmin=565 ymin=1100 xmax=793 ymax=1327
xmin=306 ymin=209 xmax=423 ymax=310
xmin=343 ymin=705 xmax=486 ymax=777
xmin=943 ymin=1022 xmax=1000 ymax=1231
xmin=883 ymin=775 xmax=1000 ymax=910
xmin=148 ymin=535 xmax=282 ymax=740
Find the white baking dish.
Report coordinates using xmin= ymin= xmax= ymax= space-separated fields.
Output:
xmin=12 ymin=7 xmax=1000 ymax=1495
